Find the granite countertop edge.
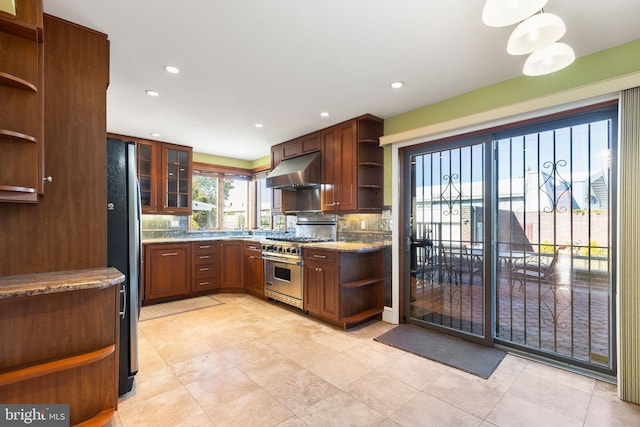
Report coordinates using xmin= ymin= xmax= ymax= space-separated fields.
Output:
xmin=301 ymin=241 xmax=388 ymax=252
xmin=0 ymin=267 xmax=125 ymax=300
xmin=143 ymin=236 xmax=263 ymax=244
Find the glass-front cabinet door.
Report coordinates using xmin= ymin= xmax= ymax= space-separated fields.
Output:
xmin=161 ymin=144 xmax=192 ymax=214
xmin=136 ymin=140 xmax=157 ymax=213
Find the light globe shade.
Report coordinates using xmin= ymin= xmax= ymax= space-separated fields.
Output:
xmin=482 ymin=0 xmax=548 ymax=27
xmin=507 ymin=13 xmax=566 ymax=55
xmin=523 ymin=42 xmax=575 ymax=76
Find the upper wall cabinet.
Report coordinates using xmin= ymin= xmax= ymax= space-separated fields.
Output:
xmin=161 ymin=142 xmax=192 ymax=215
xmin=112 ymin=134 xmax=193 ymax=215
xmin=0 ymin=0 xmax=45 ymax=203
xmin=270 ymin=130 xmax=322 ymax=214
xmin=322 ymin=114 xmax=384 ymax=213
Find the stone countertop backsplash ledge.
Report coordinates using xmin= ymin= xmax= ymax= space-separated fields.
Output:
xmin=141 ymin=210 xmax=391 ymax=245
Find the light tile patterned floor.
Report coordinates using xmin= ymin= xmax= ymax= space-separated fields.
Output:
xmin=110 ymin=293 xmax=640 ymax=427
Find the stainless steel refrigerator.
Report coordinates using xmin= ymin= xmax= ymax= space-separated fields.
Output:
xmin=107 ymin=137 xmax=141 ymax=395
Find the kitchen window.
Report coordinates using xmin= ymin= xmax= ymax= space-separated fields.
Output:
xmin=191 ymin=163 xmax=272 ymax=231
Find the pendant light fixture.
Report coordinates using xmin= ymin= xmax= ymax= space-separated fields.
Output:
xmin=482 ymin=0 xmax=548 ymax=27
xmin=523 ymin=42 xmax=575 ymax=76
xmin=482 ymin=0 xmax=575 ymax=76
xmin=507 ymin=12 xmax=565 ymax=55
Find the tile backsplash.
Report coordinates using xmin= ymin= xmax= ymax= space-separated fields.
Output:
xmin=337 ymin=208 xmax=392 ymax=245
xmin=141 ymin=208 xmax=391 ymax=244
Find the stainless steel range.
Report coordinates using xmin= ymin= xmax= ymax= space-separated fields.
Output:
xmin=262 ymin=214 xmax=336 ymax=310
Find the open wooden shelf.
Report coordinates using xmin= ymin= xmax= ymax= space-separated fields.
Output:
xmin=0 ymin=71 xmax=37 ymax=91
xmin=341 ymin=307 xmax=384 ymax=325
xmin=0 ymin=345 xmax=114 ymax=387
xmin=0 ymin=129 xmax=37 ymax=143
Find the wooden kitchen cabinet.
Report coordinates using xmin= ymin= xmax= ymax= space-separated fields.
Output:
xmin=136 ymin=139 xmax=159 ymax=213
xmin=144 ymin=243 xmax=191 ymax=302
xmin=116 ymin=134 xmax=193 ymax=215
xmin=304 ymin=247 xmax=384 ymax=328
xmin=243 ymin=241 xmax=264 ymax=296
xmin=0 ymin=269 xmax=122 ymax=426
xmin=322 ymin=114 xmax=384 ymax=213
xmin=192 ymin=241 xmax=218 ymax=293
xmin=161 ymin=143 xmax=192 ymax=214
xmin=282 ymin=131 xmax=322 ymax=160
xmin=322 ymin=122 xmax=356 ymax=212
xmin=219 ymin=240 xmax=244 ymax=289
xmin=270 ymin=130 xmax=322 ymax=215
xmin=0 ymin=0 xmax=45 ymax=203
xmin=304 ymin=248 xmax=339 ymax=321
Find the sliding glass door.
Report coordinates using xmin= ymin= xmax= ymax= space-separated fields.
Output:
xmin=403 ymin=105 xmax=617 ymax=375
xmin=404 ymin=137 xmax=491 ymax=344
xmin=494 ymin=110 xmax=616 ymax=375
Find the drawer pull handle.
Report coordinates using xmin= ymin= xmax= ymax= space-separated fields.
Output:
xmin=200 ymin=267 xmax=210 ymax=271
xmin=199 ymin=245 xmax=211 ymax=249
xmin=162 ymin=252 xmax=178 ymax=256
xmin=249 ymin=246 xmax=258 ymax=250
xmin=200 ymin=281 xmax=211 ymax=285
xmin=313 ymin=254 xmax=327 ymax=259
xmin=199 ymin=255 xmax=210 ymax=259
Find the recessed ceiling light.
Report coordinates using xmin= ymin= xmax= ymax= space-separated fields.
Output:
xmin=163 ymin=65 xmax=180 ymax=74
xmin=320 ymin=112 xmax=330 ymax=117
xmin=255 ymin=123 xmax=264 ymax=128
xmin=390 ymin=81 xmax=404 ymax=89
xmin=145 ymin=90 xmax=160 ymax=97
xmin=150 ymin=132 xmax=160 ymax=137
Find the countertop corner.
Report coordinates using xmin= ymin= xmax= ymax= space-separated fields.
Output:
xmin=0 ymin=267 xmax=125 ymax=299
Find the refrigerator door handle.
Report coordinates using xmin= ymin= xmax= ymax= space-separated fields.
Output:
xmin=120 ymin=283 xmax=127 ymax=319
xmin=126 ymin=142 xmax=140 ymax=375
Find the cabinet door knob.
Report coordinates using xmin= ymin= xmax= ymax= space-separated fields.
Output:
xmin=43 ymin=176 xmax=53 ymax=182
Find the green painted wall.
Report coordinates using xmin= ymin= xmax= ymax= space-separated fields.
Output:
xmin=193 ymin=152 xmax=270 ymax=170
xmin=382 ymin=39 xmax=640 ymax=205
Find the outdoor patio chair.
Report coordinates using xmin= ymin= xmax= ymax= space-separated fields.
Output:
xmin=510 ymin=246 xmax=565 ymax=291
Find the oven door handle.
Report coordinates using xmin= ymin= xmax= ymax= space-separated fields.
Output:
xmin=262 ymin=255 xmax=302 ymax=266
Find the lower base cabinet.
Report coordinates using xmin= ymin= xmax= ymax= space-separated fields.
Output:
xmin=143 ymin=240 xmax=253 ymax=304
xmin=304 ymin=248 xmax=384 ymax=328
xmin=0 ymin=270 xmax=121 ymax=426
xmin=192 ymin=241 xmax=218 ymax=293
xmin=144 ymin=243 xmax=190 ymax=302
xmin=219 ymin=240 xmax=244 ymax=289
xmin=244 ymin=241 xmax=264 ymax=296
xmin=142 ymin=241 xmax=384 ymax=330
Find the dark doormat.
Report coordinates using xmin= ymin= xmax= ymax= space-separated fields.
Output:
xmin=374 ymin=324 xmax=506 ymax=379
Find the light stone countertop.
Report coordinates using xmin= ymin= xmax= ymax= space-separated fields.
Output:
xmin=301 ymin=241 xmax=388 ymax=252
xmin=0 ymin=267 xmax=125 ymax=299
xmin=143 ymin=236 xmax=262 ymax=244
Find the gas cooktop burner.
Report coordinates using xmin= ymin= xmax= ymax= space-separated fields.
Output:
xmin=265 ymin=237 xmax=331 ymax=243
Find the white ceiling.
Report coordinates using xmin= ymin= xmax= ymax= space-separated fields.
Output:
xmin=43 ymin=1 xmax=640 ymax=161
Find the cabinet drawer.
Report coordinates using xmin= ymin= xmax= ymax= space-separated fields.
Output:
xmin=193 ymin=253 xmax=216 ymax=264
xmin=193 ymin=263 xmax=217 ymax=278
xmin=192 ymin=276 xmax=217 ymax=291
xmin=192 ymin=241 xmax=218 ymax=253
xmin=304 ymin=249 xmax=336 ymax=264
xmin=243 ymin=241 xmax=262 ymax=255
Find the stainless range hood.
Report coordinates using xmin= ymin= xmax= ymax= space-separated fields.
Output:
xmin=265 ymin=152 xmax=321 ymax=190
